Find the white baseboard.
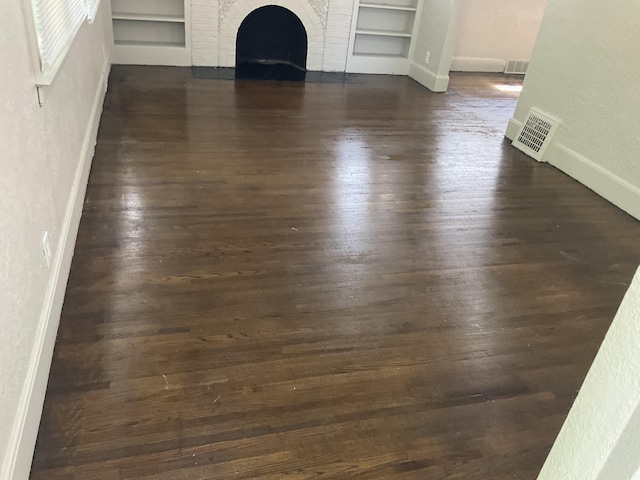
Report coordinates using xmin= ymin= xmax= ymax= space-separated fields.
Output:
xmin=347 ymin=55 xmax=410 ymax=75
xmin=113 ymin=44 xmax=191 ymax=66
xmin=505 ymin=118 xmax=523 ymax=142
xmin=409 ymin=62 xmax=449 ymax=92
xmin=547 ymin=143 xmax=640 ymax=221
xmin=1 ymin=59 xmax=111 ymax=480
xmin=505 ymin=116 xmax=640 ymax=221
xmin=450 ymin=56 xmax=506 ymax=73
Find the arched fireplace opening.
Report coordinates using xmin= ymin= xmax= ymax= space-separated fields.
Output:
xmin=235 ymin=6 xmax=308 ymax=81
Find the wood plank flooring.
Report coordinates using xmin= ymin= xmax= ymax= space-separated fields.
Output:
xmin=30 ymin=68 xmax=640 ymax=479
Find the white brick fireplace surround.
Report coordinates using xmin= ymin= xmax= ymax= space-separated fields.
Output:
xmin=191 ymin=0 xmax=356 ymax=72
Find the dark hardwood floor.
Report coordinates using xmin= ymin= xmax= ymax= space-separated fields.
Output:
xmin=30 ymin=68 xmax=640 ymax=479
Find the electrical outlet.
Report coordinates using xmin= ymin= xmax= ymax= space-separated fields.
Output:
xmin=42 ymin=231 xmax=52 ymax=268
xmin=425 ymin=51 xmax=431 ymax=65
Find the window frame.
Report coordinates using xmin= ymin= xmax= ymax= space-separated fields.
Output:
xmin=24 ymin=0 xmax=101 ymax=103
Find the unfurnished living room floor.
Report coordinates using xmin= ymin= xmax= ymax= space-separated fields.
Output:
xmin=31 ymin=67 xmax=640 ymax=479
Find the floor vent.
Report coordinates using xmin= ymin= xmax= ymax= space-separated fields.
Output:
xmin=512 ymin=108 xmax=560 ymax=161
xmin=504 ymin=60 xmax=529 ymax=75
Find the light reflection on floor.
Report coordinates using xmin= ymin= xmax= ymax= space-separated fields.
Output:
xmin=493 ymin=84 xmax=524 ymax=94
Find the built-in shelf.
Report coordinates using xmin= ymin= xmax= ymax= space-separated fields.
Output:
xmin=347 ymin=0 xmax=421 ymax=73
xmin=112 ymin=13 xmax=185 ymax=23
xmin=111 ymin=0 xmax=190 ymax=66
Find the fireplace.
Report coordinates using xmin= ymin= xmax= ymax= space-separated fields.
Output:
xmin=193 ymin=0 xmax=341 ymax=73
xmin=236 ymin=6 xmax=307 ymax=81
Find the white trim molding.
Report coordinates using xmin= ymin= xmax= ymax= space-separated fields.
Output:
xmin=506 ymin=117 xmax=640 ymax=222
xmin=547 ymin=143 xmax=640 ymax=221
xmin=450 ymin=56 xmax=506 ymax=73
xmin=409 ymin=61 xmax=449 ymax=92
xmin=505 ymin=117 xmax=523 ymax=142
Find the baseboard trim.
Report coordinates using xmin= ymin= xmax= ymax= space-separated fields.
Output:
xmin=1 ymin=58 xmax=110 ymax=480
xmin=409 ymin=62 xmax=449 ymax=92
xmin=506 ymin=117 xmax=640 ymax=220
xmin=505 ymin=118 xmax=523 ymax=142
xmin=450 ymin=56 xmax=506 ymax=73
xmin=547 ymin=143 xmax=640 ymax=221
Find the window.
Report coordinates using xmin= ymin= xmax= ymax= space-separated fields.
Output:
xmin=30 ymin=0 xmax=100 ymax=83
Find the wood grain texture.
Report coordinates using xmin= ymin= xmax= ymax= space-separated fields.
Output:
xmin=30 ymin=68 xmax=640 ymax=479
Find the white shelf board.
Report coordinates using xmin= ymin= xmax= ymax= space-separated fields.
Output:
xmin=114 ymin=39 xmax=185 ymax=47
xmin=355 ymin=29 xmax=413 ymax=38
xmin=353 ymin=52 xmax=408 ymax=58
xmin=359 ymin=3 xmax=417 ymax=11
xmin=112 ymin=12 xmax=185 ymax=22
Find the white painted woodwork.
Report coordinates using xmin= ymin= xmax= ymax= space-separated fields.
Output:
xmin=112 ymin=0 xmax=191 ymax=65
xmin=346 ymin=0 xmax=422 ymax=74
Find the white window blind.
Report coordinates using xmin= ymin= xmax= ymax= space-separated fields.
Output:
xmin=31 ymin=0 xmax=100 ymax=77
xmin=85 ymin=0 xmax=100 ymax=23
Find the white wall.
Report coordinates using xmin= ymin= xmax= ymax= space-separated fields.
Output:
xmin=536 ymin=267 xmax=640 ymax=480
xmin=0 ymin=0 xmax=112 ymax=478
xmin=451 ymin=0 xmax=547 ymax=72
xmin=506 ymin=0 xmax=640 ymax=221
xmin=409 ymin=0 xmax=462 ymax=92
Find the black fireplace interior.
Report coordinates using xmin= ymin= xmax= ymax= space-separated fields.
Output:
xmin=236 ymin=6 xmax=308 ymax=81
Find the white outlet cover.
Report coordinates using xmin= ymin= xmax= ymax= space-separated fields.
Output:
xmin=425 ymin=52 xmax=431 ymax=65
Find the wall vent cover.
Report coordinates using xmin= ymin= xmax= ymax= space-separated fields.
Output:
xmin=505 ymin=60 xmax=529 ymax=75
xmin=512 ymin=108 xmax=559 ymax=161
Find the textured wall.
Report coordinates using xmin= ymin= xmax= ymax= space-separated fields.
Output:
xmin=0 ymin=0 xmax=111 ymax=474
xmin=409 ymin=0 xmax=461 ymax=91
xmin=511 ymin=0 xmax=640 ymax=191
xmin=412 ymin=0 xmax=459 ymax=75
xmin=452 ymin=0 xmax=547 ymax=71
xmin=537 ymin=267 xmax=640 ymax=480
